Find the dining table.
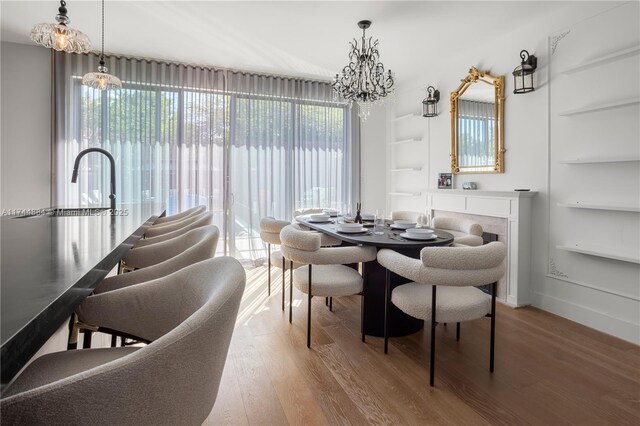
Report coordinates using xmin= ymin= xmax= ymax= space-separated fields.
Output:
xmin=0 ymin=203 xmax=165 ymax=388
xmin=296 ymin=216 xmax=454 ymax=337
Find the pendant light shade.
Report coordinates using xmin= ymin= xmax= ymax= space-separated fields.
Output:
xmin=82 ymin=0 xmax=121 ymax=91
xmin=30 ymin=1 xmax=91 ymax=53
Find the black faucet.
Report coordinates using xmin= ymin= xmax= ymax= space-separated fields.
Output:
xmin=71 ymin=148 xmax=116 ymax=212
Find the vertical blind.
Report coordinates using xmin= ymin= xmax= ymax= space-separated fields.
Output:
xmin=457 ymin=99 xmax=496 ymax=168
xmin=53 ymin=52 xmax=355 ymax=261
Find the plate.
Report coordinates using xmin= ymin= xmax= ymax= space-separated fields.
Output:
xmin=337 ymin=229 xmax=369 ymax=234
xmin=308 ymin=219 xmax=332 ymax=223
xmin=400 ymin=232 xmax=438 ymax=241
xmin=390 ymin=223 xmax=416 ymax=230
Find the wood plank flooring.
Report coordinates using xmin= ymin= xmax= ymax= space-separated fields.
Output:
xmin=204 ymin=266 xmax=640 ymax=425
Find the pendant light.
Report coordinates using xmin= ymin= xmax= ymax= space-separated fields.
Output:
xmin=30 ymin=1 xmax=91 ymax=53
xmin=82 ymin=0 xmax=122 ymax=91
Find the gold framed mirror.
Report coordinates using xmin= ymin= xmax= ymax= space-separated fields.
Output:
xmin=450 ymin=67 xmax=505 ymax=174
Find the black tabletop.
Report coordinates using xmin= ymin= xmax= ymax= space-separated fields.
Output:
xmin=296 ymin=216 xmax=454 ymax=249
xmin=1 ymin=203 xmax=165 ymax=386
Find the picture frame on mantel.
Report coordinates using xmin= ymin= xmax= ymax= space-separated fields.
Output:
xmin=438 ymin=172 xmax=453 ymax=189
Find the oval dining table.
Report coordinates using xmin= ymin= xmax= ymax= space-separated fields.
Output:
xmin=296 ymin=216 xmax=455 ymax=337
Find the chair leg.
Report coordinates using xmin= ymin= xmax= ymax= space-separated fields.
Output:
xmin=384 ymin=268 xmax=390 ymax=354
xmin=307 ymin=265 xmax=312 ymax=348
xmin=110 ymin=334 xmax=117 ymax=347
xmin=267 ymin=244 xmax=271 ymax=296
xmin=282 ymin=257 xmax=286 ymax=311
xmin=82 ymin=330 xmax=92 ymax=349
xmin=456 ymin=322 xmax=460 ymax=341
xmin=490 ymin=281 xmax=497 ymax=373
xmin=329 ymin=297 xmax=333 ymax=312
xmin=361 ymin=266 xmax=365 ymax=342
xmin=430 ymin=285 xmax=437 ymax=387
xmin=325 ymin=297 xmax=328 ymax=306
xmin=289 ymin=260 xmax=293 ymax=323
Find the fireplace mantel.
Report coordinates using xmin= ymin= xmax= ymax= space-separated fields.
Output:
xmin=425 ymin=189 xmax=537 ymax=307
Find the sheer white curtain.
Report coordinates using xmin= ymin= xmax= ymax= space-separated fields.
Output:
xmin=54 ymin=52 xmax=355 ymax=262
xmin=458 ymin=99 xmax=496 ymax=168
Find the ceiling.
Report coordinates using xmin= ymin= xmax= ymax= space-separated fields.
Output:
xmin=1 ymin=1 xmax=570 ymax=83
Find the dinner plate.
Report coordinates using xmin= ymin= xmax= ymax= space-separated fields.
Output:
xmin=337 ymin=228 xmax=368 ymax=234
xmin=390 ymin=223 xmax=416 ymax=230
xmin=308 ymin=219 xmax=332 ymax=223
xmin=400 ymin=232 xmax=438 ymax=241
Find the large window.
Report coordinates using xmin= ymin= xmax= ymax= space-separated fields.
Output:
xmin=55 ymin=53 xmax=354 ymax=262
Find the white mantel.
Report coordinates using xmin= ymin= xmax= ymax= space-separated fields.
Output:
xmin=425 ymin=189 xmax=537 ymax=307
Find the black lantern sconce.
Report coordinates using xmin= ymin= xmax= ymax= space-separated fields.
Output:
xmin=422 ymin=86 xmax=440 ymax=117
xmin=512 ymin=50 xmax=537 ymax=94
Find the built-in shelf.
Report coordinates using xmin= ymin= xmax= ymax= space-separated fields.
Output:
xmin=388 ymin=191 xmax=422 ymax=196
xmin=558 ymin=202 xmax=640 ymax=213
xmin=558 ymin=98 xmax=640 ymax=117
xmin=561 ymin=45 xmax=640 ymax=74
xmin=393 ymin=113 xmax=420 ymax=122
xmin=390 ymin=167 xmax=422 ymax=172
xmin=390 ymin=138 xmax=420 ymax=145
xmin=560 ymin=156 xmax=640 ymax=164
xmin=557 ymin=245 xmax=640 ymax=264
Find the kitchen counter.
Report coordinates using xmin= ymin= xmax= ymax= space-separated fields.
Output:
xmin=1 ymin=203 xmax=165 ymax=386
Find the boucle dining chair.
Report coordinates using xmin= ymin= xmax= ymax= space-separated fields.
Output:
xmin=152 ymin=205 xmax=206 ymax=225
xmin=73 ymin=225 xmax=219 ymax=349
xmin=432 ymin=216 xmax=484 ymax=246
xmin=260 ymin=217 xmax=303 ymax=310
xmin=0 ymin=257 xmax=245 ymax=426
xmin=391 ymin=210 xmax=422 ymax=222
xmin=121 ymin=222 xmax=217 ymax=271
xmin=134 ymin=211 xmax=213 ymax=247
xmin=377 ymin=242 xmax=506 ymax=386
xmin=280 ymin=224 xmax=377 ymax=348
xmin=145 ymin=209 xmax=210 ymax=239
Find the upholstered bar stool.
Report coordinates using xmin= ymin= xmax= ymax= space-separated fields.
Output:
xmin=72 ymin=225 xmax=220 ymax=349
xmin=134 ymin=211 xmax=213 ymax=248
xmin=1 ymin=257 xmax=245 ymax=425
xmin=432 ymin=216 xmax=484 ymax=246
xmin=121 ymin=223 xmax=217 ymax=272
xmin=280 ymin=224 xmax=377 ymax=348
xmin=260 ymin=217 xmax=303 ymax=310
xmin=377 ymin=242 xmax=506 ymax=386
xmin=144 ymin=209 xmax=210 ymax=239
xmin=153 ymin=205 xmax=206 ymax=225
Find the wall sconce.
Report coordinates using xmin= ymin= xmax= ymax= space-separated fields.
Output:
xmin=512 ymin=50 xmax=537 ymax=94
xmin=422 ymin=86 xmax=440 ymax=117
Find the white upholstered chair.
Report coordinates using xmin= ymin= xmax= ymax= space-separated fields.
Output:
xmin=152 ymin=205 xmax=206 ymax=225
xmin=121 ymin=223 xmax=217 ymax=271
xmin=432 ymin=216 xmax=484 ymax=246
xmin=391 ymin=210 xmax=422 ymax=222
xmin=73 ymin=225 xmax=220 ymax=349
xmin=134 ymin=211 xmax=213 ymax=247
xmin=280 ymin=224 xmax=377 ymax=347
xmin=0 ymin=257 xmax=245 ymax=425
xmin=145 ymin=209 xmax=210 ymax=239
xmin=292 ymin=207 xmax=325 ymax=218
xmin=377 ymin=242 xmax=506 ymax=386
xmin=260 ymin=217 xmax=303 ymax=310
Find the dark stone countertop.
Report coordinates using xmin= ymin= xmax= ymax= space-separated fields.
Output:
xmin=1 ymin=203 xmax=165 ymax=386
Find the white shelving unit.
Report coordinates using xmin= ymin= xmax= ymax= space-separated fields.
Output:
xmin=388 ymin=191 xmax=422 ymax=197
xmin=389 ymin=138 xmax=420 ymax=145
xmin=389 ymin=167 xmax=422 ymax=172
xmin=558 ymin=98 xmax=639 ymax=117
xmin=557 ymin=202 xmax=640 ymax=213
xmin=393 ymin=113 xmax=420 ymax=122
xmin=557 ymin=245 xmax=640 ymax=264
xmin=560 ymin=156 xmax=640 ymax=164
xmin=561 ymin=45 xmax=640 ymax=74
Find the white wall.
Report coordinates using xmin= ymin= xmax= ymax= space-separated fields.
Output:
xmin=1 ymin=41 xmax=51 ymax=210
xmin=360 ymin=105 xmax=387 ymax=212
xmin=372 ymin=1 xmax=639 ymax=343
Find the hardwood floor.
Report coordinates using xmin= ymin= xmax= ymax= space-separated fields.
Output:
xmin=204 ymin=266 xmax=640 ymax=425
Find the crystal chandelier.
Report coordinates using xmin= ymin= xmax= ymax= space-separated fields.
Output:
xmin=82 ymin=0 xmax=121 ymax=91
xmin=30 ymin=1 xmax=91 ymax=53
xmin=332 ymin=20 xmax=394 ymax=121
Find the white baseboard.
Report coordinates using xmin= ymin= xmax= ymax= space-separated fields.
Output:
xmin=532 ymin=291 xmax=640 ymax=345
